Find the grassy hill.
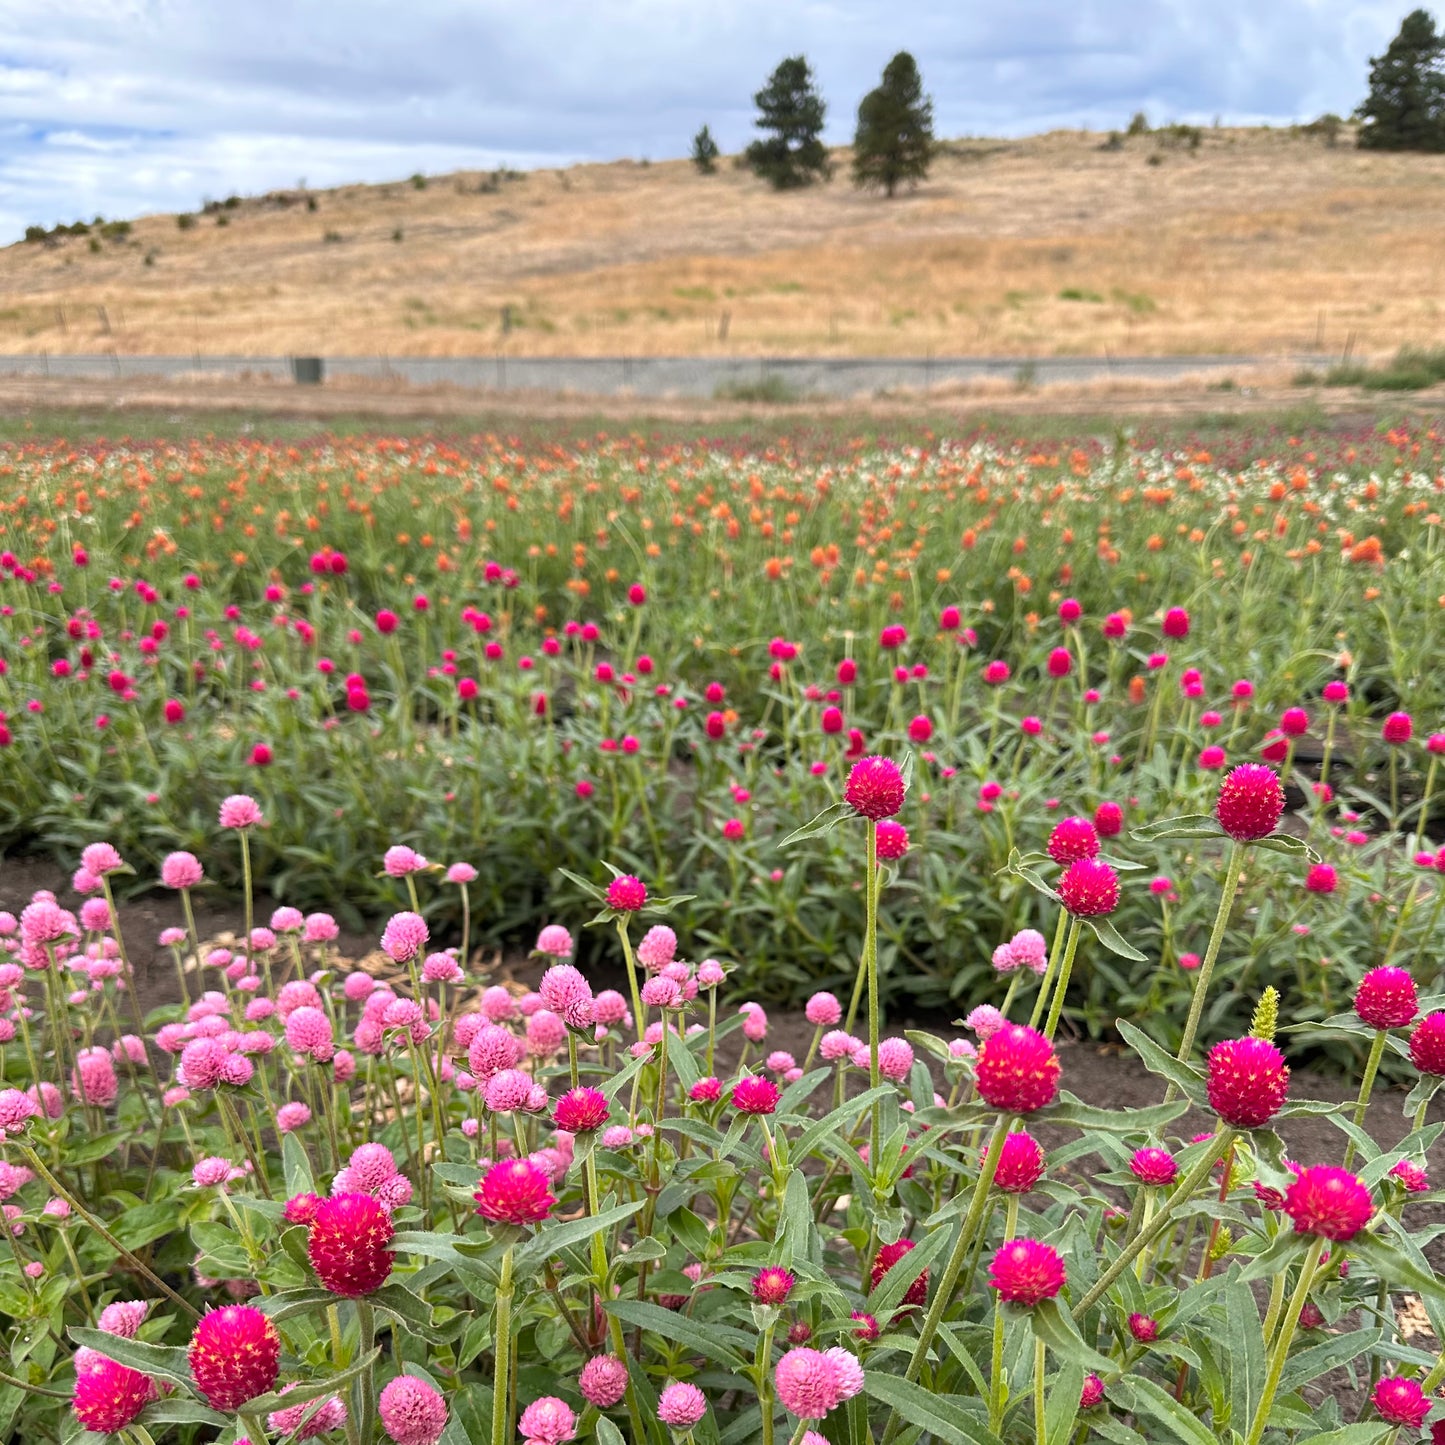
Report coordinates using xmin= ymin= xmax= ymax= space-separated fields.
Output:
xmin=4 ymin=125 xmax=1445 ymax=359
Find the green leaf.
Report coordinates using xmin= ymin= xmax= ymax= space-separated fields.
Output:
xmin=67 ymin=1329 xmax=193 ymax=1390
xmin=1042 ymin=1092 xmax=1190 ymax=1134
xmin=369 ymin=1282 xmax=448 ymax=1341
xmin=789 ymin=1086 xmax=894 ymax=1163
xmin=1130 ymin=813 xmax=1224 ymax=842
xmin=777 ymin=801 xmax=854 ymax=850
xmin=1030 ymin=1298 xmax=1115 ymax=1374
xmin=1225 ymin=1278 xmax=1266 ymax=1434
xmin=1110 ymin=1376 xmax=1219 ymax=1445
xmin=241 ymin=1347 xmax=380 ymax=1417
xmin=605 ymin=1299 xmax=751 ymax=1369
xmin=556 ymin=867 xmax=606 ymax=903
xmin=596 ymin=1421 xmax=628 ymax=1445
xmin=1248 ymin=835 xmax=1320 ymax=862
xmin=1293 ymin=1428 xmax=1391 ymax=1444
xmin=517 ymin=1199 xmax=645 ymax=1272
xmin=1279 ymin=1328 xmax=1381 ymax=1399
xmin=862 ymin=1372 xmax=1004 ymax=1445
xmin=1350 ymin=1233 xmax=1445 ymax=1303
xmin=255 ymin=1287 xmax=340 ymax=1322
xmin=1045 ymin=1361 xmax=1084 ymax=1445
xmin=1088 ymin=916 xmax=1147 ymax=962
xmin=138 ymin=1399 xmax=229 ymax=1429
xmin=283 ymin=1130 xmax=314 ymax=1197
xmin=1116 ymin=1021 xmax=1208 ymax=1105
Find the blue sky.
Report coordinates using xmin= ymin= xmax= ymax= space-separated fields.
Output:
xmin=0 ymin=0 xmax=1413 ymax=242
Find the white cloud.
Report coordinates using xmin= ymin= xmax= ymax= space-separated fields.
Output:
xmin=0 ymin=0 xmax=1411 ymax=240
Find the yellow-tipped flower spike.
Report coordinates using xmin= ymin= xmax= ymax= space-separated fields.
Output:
xmin=1250 ymin=986 xmax=1280 ymax=1044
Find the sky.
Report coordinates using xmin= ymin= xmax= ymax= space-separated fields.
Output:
xmin=0 ymin=0 xmax=1414 ymax=242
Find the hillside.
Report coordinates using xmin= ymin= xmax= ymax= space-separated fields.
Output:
xmin=3 ymin=126 xmax=1445 ymax=359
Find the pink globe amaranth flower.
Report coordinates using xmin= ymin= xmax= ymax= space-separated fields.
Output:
xmin=1093 ymin=800 xmax=1123 ymax=837
xmin=71 ymin=1047 xmax=118 ymax=1107
xmin=192 ymin=1155 xmax=238 ymax=1188
xmin=1410 ymin=1012 xmax=1445 ymax=1075
xmin=336 ymin=1142 xmax=403 ymax=1194
xmin=975 ymin=1025 xmax=1061 ymax=1115
xmin=276 ymin=1102 xmax=311 ymax=1134
xmin=805 ymin=991 xmax=842 ymax=1027
xmin=98 ymin=1300 xmax=149 ymax=1338
xmin=188 ymin=1305 xmax=280 ymax=1410
xmin=774 ymin=1349 xmax=841 ymax=1419
xmin=1206 ymin=1036 xmax=1289 ymax=1128
xmin=160 ymin=851 xmax=204 ymax=889
xmin=1009 ymin=928 xmax=1049 ymax=975
xmin=382 ymin=845 xmax=428 ymax=876
xmin=1081 ymin=1374 xmax=1105 ymax=1408
xmin=1046 ymin=816 xmax=1100 ymax=865
xmin=989 ymin=1238 xmax=1066 ymax=1306
xmin=871 ymin=1238 xmax=927 ymax=1306
xmin=1284 ymin=1165 xmax=1374 ymax=1241
xmin=877 ymin=1037 xmax=914 ymax=1082
xmin=553 ymin=1086 xmax=609 ymax=1133
xmin=731 ymin=1075 xmax=781 ymax=1115
xmin=539 ymin=964 xmax=594 ymax=1028
xmin=478 ymin=985 xmax=516 ymax=1022
xmin=1128 ymin=1312 xmax=1159 ymax=1343
xmin=606 ymin=875 xmax=647 ymax=912
xmin=696 ymin=958 xmax=726 ymax=988
xmin=525 ymin=1009 xmax=567 ymax=1056
xmin=378 ymin=1375 xmax=449 ymax=1445
xmin=422 ymin=952 xmax=462 ymax=984
xmin=517 ymin=1394 xmax=577 ymax=1444
xmin=742 ymin=1005 xmax=769 ymax=1043
xmin=1391 ymin=1159 xmax=1429 ymax=1193
xmin=285 ymin=1192 xmax=323 ymax=1225
xmin=305 ymin=912 xmax=340 ymax=943
xmin=578 ymin=1354 xmax=629 ymax=1409
xmin=73 ymin=1353 xmax=155 ymax=1433
xmin=993 ymin=1131 xmax=1045 ymax=1193
xmin=278 ymin=980 xmax=324 ymax=1018
xmin=218 ymin=794 xmax=262 ymax=829
xmin=1322 ymin=679 xmax=1349 ymax=703
xmin=851 ymin=1310 xmax=879 ymax=1340
xmin=907 ymin=715 xmax=933 ymax=743
xmin=270 ymin=906 xmax=304 ymax=933
xmin=592 ymin=990 xmax=629 ymax=1027
xmin=875 ymin=819 xmax=910 ymax=860
xmin=268 ymin=1387 xmax=348 ymax=1441
xmin=1373 ymin=1375 xmax=1430 ymax=1429
xmin=1305 ymin=863 xmax=1337 ymax=894
xmin=636 ymin=924 xmax=678 ymax=970
xmin=1199 ymin=744 xmax=1227 ymax=770
xmin=379 ymin=911 xmax=428 ymax=964
xmin=1355 ymin=967 xmax=1418 ymax=1031
xmin=79 ymin=896 xmax=112 ymax=932
xmin=641 ymin=976 xmax=682 ymax=1010
xmin=1129 ymin=1146 xmax=1178 ymax=1187
xmin=656 ymin=1381 xmax=707 ymax=1429
xmin=689 ymin=1076 xmax=722 ymax=1103
xmin=1215 ymin=763 xmax=1285 ymax=841
xmin=446 ymin=861 xmax=478 ymax=886
xmin=752 ymin=1265 xmax=796 ymax=1305
xmin=1046 ymin=646 xmax=1072 ymax=678
xmin=1279 ymin=706 xmax=1310 ymax=737
xmin=821 ymin=1030 xmax=864 ymax=1062
xmin=966 ymin=1005 xmax=1006 ymax=1041
xmin=286 ymin=1006 xmax=335 ymax=1062
xmin=475 ymin=1158 xmax=556 ymax=1225
xmin=1161 ymin=606 xmax=1190 ymax=638
xmin=80 ymin=842 xmax=124 ymax=877
xmin=20 ymin=899 xmax=77 ymax=946
xmin=1383 ymin=711 xmax=1414 ymax=744
xmin=844 ymin=755 xmax=906 ymax=820
xmin=535 ymin=924 xmax=573 ymax=958
xmin=1058 ymin=857 xmax=1120 ymax=917
xmin=467 ymin=1024 xmax=522 ymax=1080
xmin=308 ymin=1193 xmax=395 ymax=1296
xmin=484 ymin=1068 xmax=535 ymax=1113
xmin=179 ymin=1036 xmax=231 ymax=1090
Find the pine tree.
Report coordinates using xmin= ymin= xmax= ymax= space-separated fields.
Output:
xmin=745 ymin=56 xmax=831 ymax=189
xmin=853 ymin=52 xmax=935 ymax=197
xmin=1357 ymin=9 xmax=1445 ymax=150
xmin=691 ymin=125 xmax=720 ymax=175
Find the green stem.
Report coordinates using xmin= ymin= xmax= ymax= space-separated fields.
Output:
xmin=1344 ymin=1030 xmax=1387 ymax=1169
xmin=1033 ymin=1336 xmax=1047 ymax=1445
xmin=1042 ymin=917 xmax=1082 ymax=1041
xmin=1028 ymin=910 xmax=1070 ymax=1031
xmin=491 ymin=1246 xmax=514 ymax=1445
xmin=864 ymin=818 xmax=881 ymax=1168
xmin=616 ymin=919 xmax=645 ymax=1045
xmin=989 ymin=1194 xmax=1020 ymax=1433
xmin=356 ymin=1301 xmax=376 ymax=1445
xmin=1244 ymin=1237 xmax=1325 ymax=1445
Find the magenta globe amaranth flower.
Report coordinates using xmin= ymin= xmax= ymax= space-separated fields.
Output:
xmin=989 ymin=1238 xmax=1065 ymax=1305
xmin=844 ymin=755 xmax=905 ymax=820
xmin=605 ymin=875 xmax=647 ymax=912
xmin=1354 ymin=967 xmax=1418 ymax=1031
xmin=1206 ymin=1036 xmax=1289 ymax=1128
xmin=1057 ymin=857 xmax=1120 ymax=917
xmin=1214 ymin=763 xmax=1285 ymax=841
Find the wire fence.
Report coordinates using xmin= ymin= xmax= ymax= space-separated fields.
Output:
xmin=0 ymin=352 xmax=1328 ymax=399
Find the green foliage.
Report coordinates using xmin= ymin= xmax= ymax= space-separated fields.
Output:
xmin=745 ymin=55 xmax=832 ymax=189
xmin=1356 ymin=7 xmax=1445 ymax=150
xmin=852 ymin=51 xmax=935 ymax=197
xmin=1323 ymin=345 xmax=1445 ymax=389
xmin=691 ymin=124 xmax=721 ymax=175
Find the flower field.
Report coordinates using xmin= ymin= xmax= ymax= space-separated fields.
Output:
xmin=1 ymin=416 xmax=1444 ymax=1443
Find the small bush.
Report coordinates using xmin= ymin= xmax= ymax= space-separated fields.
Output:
xmin=411 ymin=173 xmax=427 ymax=190
xmin=1127 ymin=109 xmax=1150 ymax=135
xmin=714 ymin=374 xmax=801 ymax=403
xmin=176 ymin=214 xmax=195 ymax=230
xmin=1059 ymin=287 xmax=1104 ymax=303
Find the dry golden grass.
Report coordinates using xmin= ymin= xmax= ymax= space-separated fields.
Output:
xmin=5 ymin=126 xmax=1445 ymax=358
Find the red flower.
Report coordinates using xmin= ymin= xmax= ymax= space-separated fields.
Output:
xmin=991 ymin=1131 xmax=1045 ymax=1194
xmin=606 ymin=875 xmax=647 ymax=912
xmin=731 ymin=1076 xmax=780 ymax=1115
xmin=1046 ymin=817 xmax=1099 ymax=865
xmin=875 ymin=821 xmax=910 ymax=861
xmin=1093 ymin=801 xmax=1123 ymax=837
xmin=1128 ymin=1313 xmax=1158 ymax=1343
xmin=553 ymin=1087 xmax=609 ymax=1133
xmin=1283 ymin=1165 xmax=1373 ymax=1241
xmin=474 ymin=1159 xmax=556 ymax=1225
xmin=73 ymin=1355 xmax=154 ymax=1433
xmin=975 ymin=1025 xmax=1060 ymax=1115
xmin=188 ymin=1305 xmax=281 ymax=1410
xmin=1374 ymin=1376 xmax=1430 ymax=1428
xmin=1354 ymin=967 xmax=1418 ymax=1031
xmin=308 ymin=1192 xmax=395 ymax=1295
xmin=751 ymin=1267 xmax=796 ymax=1305
xmin=1161 ymin=607 xmax=1190 ymax=638
xmin=1046 ymin=647 xmax=1072 ymax=678
xmin=1383 ymin=712 xmax=1414 ymax=744
xmin=1409 ymin=1012 xmax=1445 ymax=1075
xmin=871 ymin=1239 xmax=927 ymax=1306
xmin=283 ymin=1191 xmax=322 ymax=1224
xmin=989 ymin=1238 xmax=1065 ymax=1306
xmin=1214 ymin=763 xmax=1285 ymax=841
xmin=1206 ymin=1036 xmax=1289 ymax=1128
xmin=844 ymin=756 xmax=905 ymax=820
xmin=1057 ymin=858 xmax=1119 ymax=917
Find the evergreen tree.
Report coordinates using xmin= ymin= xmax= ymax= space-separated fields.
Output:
xmin=1357 ymin=9 xmax=1445 ymax=150
xmin=691 ymin=125 xmax=720 ymax=174
xmin=853 ymin=52 xmax=935 ymax=196
xmin=745 ymin=56 xmax=831 ymax=189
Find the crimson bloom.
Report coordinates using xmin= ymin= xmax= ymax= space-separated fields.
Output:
xmin=188 ymin=1306 xmax=281 ymax=1410
xmin=308 ymin=1192 xmax=395 ymax=1295
xmin=474 ymin=1158 xmax=556 ymax=1225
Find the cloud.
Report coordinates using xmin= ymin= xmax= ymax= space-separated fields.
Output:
xmin=0 ymin=0 xmax=1410 ymax=240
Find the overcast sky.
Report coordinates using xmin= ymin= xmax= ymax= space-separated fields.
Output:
xmin=0 ymin=0 xmax=1411 ymax=242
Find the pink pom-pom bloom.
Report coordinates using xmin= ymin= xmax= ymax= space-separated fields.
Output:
xmin=1008 ymin=928 xmax=1049 ymax=974
xmin=606 ymin=875 xmax=647 ymax=912
xmin=380 ymin=911 xmax=428 ymax=964
xmin=73 ymin=1353 xmax=154 ymax=1433
xmin=845 ymin=755 xmax=906 ymax=820
xmin=71 ymin=1047 xmax=118 ymax=1107
xmin=553 ymin=1087 xmax=610 ymax=1133
xmin=1372 ymin=1375 xmax=1430 ymax=1429
xmin=1409 ymin=1012 xmax=1445 ymax=1075
xmin=805 ymin=991 xmax=842 ymax=1027
xmin=161 ymin=851 xmax=204 ymax=889
xmin=774 ymin=1348 xmax=841 ymax=1419
xmin=975 ymin=1025 xmax=1060 ymax=1114
xmin=989 ymin=1238 xmax=1066 ymax=1306
xmin=218 ymin=795 xmax=263 ymax=830
xmin=752 ymin=1265 xmax=796 ymax=1305
xmin=636 ymin=924 xmax=678 ymax=969
xmin=475 ymin=1158 xmax=556 ymax=1225
xmin=578 ymin=1354 xmax=629 ymax=1408
xmin=875 ymin=820 xmax=910 ymax=860
xmin=285 ymin=1006 xmax=335 ymax=1062
xmin=1355 ymin=967 xmax=1418 ymax=1031
xmin=993 ymin=1131 xmax=1045 ymax=1193
xmin=446 ymin=861 xmax=478 ymax=885
xmin=1129 ymin=1147 xmax=1178 ymax=1187
xmin=656 ymin=1381 xmax=707 ymax=1429
xmin=276 ymin=1102 xmax=311 ymax=1134
xmin=1214 ymin=764 xmax=1285 ymax=841
xmin=731 ymin=1075 xmax=781 ymax=1115
xmin=1391 ymin=1158 xmax=1429 ymax=1193
xmin=1206 ymin=1036 xmax=1290 ymax=1128
xmin=1382 ymin=711 xmax=1414 ymax=745
xmin=1284 ymin=1165 xmax=1374 ymax=1241
xmin=307 ymin=1193 xmax=395 ymax=1295
xmin=1057 ymin=857 xmax=1119 ymax=917
xmin=539 ymin=964 xmax=594 ymax=1028
xmin=187 ymin=1305 xmax=281 ymax=1410
xmin=535 ymin=924 xmax=573 ymax=957
xmin=268 ymin=1388 xmax=348 ymax=1441
xmin=517 ymin=1395 xmax=577 ymax=1444
xmin=383 ymin=845 xmax=428 ymax=876
xmin=877 ymin=1037 xmax=914 ymax=1082
xmin=1046 ymin=816 xmax=1099 ymax=865
xmin=379 ymin=1375 xmax=449 ymax=1445
xmin=98 ymin=1300 xmax=149 ymax=1338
